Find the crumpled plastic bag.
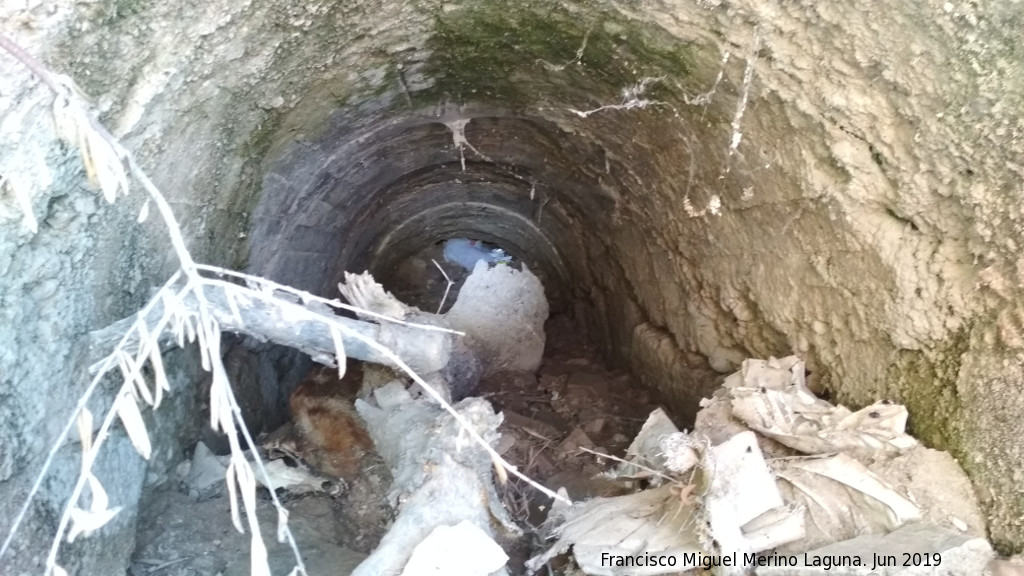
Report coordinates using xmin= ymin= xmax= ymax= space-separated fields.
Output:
xmin=443 ymin=238 xmax=511 ymax=272
xmin=773 ymin=453 xmax=922 ymax=552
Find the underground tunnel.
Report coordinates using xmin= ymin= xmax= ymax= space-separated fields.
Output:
xmin=1 ymin=0 xmax=1023 ymax=574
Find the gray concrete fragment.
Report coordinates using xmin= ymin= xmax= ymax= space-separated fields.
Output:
xmin=184 ymin=441 xmax=226 ymax=500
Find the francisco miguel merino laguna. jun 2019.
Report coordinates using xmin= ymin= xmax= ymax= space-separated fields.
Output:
xmin=600 ymin=550 xmax=944 ymax=571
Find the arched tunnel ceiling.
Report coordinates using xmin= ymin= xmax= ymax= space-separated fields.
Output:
xmin=232 ymin=0 xmax=1024 ymax=551
xmin=2 ymin=0 xmax=1023 ymax=561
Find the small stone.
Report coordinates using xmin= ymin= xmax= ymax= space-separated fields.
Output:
xmin=584 ymin=418 xmax=606 ymax=436
xmin=495 ymin=434 xmax=516 ymax=455
xmin=175 ymin=460 xmax=192 ymax=479
xmin=557 ymin=428 xmax=595 ymax=456
xmin=259 ymin=95 xmax=285 ymax=109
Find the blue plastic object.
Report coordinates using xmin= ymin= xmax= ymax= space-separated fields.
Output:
xmin=442 ymin=238 xmax=511 ymax=272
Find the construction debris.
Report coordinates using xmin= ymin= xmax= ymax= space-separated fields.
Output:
xmin=526 ymin=484 xmax=702 ymax=575
xmin=148 ymin=288 xmax=1004 ymax=576
xmin=773 ymin=453 xmax=920 ymax=551
xmin=186 ymin=439 xmax=338 ymax=498
xmin=445 ymin=260 xmax=548 ymax=375
xmin=183 ymin=441 xmax=227 ymax=500
xmin=726 ymin=357 xmax=916 ymax=455
xmin=443 ymin=238 xmax=513 ymax=272
xmin=528 ymin=355 xmax=993 ymax=576
xmin=338 ymin=270 xmax=414 ymax=320
xmin=611 ymin=408 xmax=697 ymax=478
xmin=351 ymin=382 xmax=518 ymax=576
xmin=702 ymin=431 xmax=795 ymax=564
xmin=158 ymin=264 xmax=995 ymax=576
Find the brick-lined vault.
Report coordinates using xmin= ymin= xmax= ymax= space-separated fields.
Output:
xmin=1 ymin=1 xmax=1022 ymax=571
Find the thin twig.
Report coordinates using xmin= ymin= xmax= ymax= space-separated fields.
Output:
xmin=226 ymin=358 xmax=308 ymax=575
xmin=525 ymin=439 xmax=553 ymax=471
xmin=149 ymin=556 xmax=190 ymax=573
xmin=0 ymin=34 xmax=309 ymax=575
xmin=45 ymin=370 xmax=135 ymax=571
xmin=202 ymin=275 xmax=568 ymax=502
xmin=0 ymin=31 xmax=62 ymax=94
xmin=130 ymin=157 xmax=196 ymax=273
xmin=325 ymin=312 xmax=571 ymax=505
xmin=0 ymin=272 xmax=184 ymax=561
xmin=577 ymin=446 xmax=677 ymax=484
xmin=196 ymin=264 xmax=464 ymax=335
xmin=0 ymin=33 xmax=568 ymax=576
xmin=430 ymin=259 xmax=454 ymax=314
xmin=519 ymin=427 xmax=556 ymax=443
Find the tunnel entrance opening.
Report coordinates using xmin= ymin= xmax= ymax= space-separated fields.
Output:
xmin=386 ymin=237 xmax=518 ymax=316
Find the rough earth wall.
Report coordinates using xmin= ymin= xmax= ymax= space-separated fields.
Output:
xmin=1 ymin=0 xmax=1022 ymax=571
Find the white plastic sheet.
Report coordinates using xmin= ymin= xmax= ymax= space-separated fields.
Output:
xmin=442 ymin=238 xmax=511 ymax=272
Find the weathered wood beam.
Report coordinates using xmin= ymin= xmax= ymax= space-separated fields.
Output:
xmin=87 ymin=279 xmax=454 ymax=375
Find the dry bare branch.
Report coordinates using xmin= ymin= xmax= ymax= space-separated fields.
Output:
xmin=0 ymin=31 xmax=566 ymax=576
xmin=197 ymin=264 xmax=463 ymax=335
xmin=431 ymin=258 xmax=454 ymax=314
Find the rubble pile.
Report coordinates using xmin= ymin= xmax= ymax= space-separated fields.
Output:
xmin=128 ymin=255 xmax=1006 ymax=576
xmin=529 ymin=356 xmax=996 ymax=576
